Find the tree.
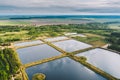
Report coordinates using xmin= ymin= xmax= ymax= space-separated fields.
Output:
xmin=79 ymin=56 xmax=87 ymax=62
xmin=32 ymin=73 xmax=46 ymax=80
xmin=0 ymin=38 xmax=4 ymax=43
xmin=0 ymin=70 xmax=8 ymax=80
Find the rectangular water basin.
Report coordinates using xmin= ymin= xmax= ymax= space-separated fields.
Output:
xmin=26 ymin=57 xmax=106 ymax=80
xmin=76 ymin=48 xmax=120 ymax=79
xmin=53 ymin=39 xmax=92 ymax=52
xmin=14 ymin=40 xmax=43 ymax=47
xmin=17 ymin=44 xmax=61 ymax=64
xmin=45 ymin=36 xmax=69 ymax=42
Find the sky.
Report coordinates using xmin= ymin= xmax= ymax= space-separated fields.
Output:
xmin=0 ymin=0 xmax=120 ymax=15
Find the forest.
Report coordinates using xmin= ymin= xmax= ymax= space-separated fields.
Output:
xmin=0 ymin=48 xmax=21 ymax=80
xmin=0 ymin=22 xmax=110 ymax=43
xmin=107 ymin=32 xmax=120 ymax=52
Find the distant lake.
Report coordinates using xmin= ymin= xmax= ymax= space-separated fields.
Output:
xmin=1 ymin=15 xmax=120 ymax=26
xmin=26 ymin=57 xmax=106 ymax=80
xmin=1 ymin=15 xmax=120 ymax=20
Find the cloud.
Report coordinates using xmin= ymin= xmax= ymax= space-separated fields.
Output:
xmin=0 ymin=0 xmax=120 ymax=14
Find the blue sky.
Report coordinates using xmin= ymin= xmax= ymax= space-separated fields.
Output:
xmin=0 ymin=0 xmax=120 ymax=15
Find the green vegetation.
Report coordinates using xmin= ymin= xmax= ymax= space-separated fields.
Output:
xmin=0 ymin=22 xmax=111 ymax=45
xmin=0 ymin=21 xmax=30 ymax=25
xmin=40 ymin=39 xmax=67 ymax=53
xmin=72 ymin=33 xmax=106 ymax=47
xmin=78 ymin=56 xmax=87 ymax=62
xmin=106 ymin=32 xmax=120 ymax=52
xmin=0 ymin=48 xmax=21 ymax=80
xmin=32 ymin=73 xmax=46 ymax=80
xmin=1 ymin=22 xmax=119 ymax=51
xmin=0 ymin=22 xmax=120 ymax=80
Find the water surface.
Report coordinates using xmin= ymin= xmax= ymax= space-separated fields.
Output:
xmin=14 ymin=40 xmax=43 ymax=47
xmin=17 ymin=44 xmax=61 ymax=64
xmin=45 ymin=36 xmax=68 ymax=42
xmin=76 ymin=48 xmax=120 ymax=79
xmin=53 ymin=40 xmax=92 ymax=52
xmin=26 ymin=57 xmax=106 ymax=80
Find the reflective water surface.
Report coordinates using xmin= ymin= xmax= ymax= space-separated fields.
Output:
xmin=17 ymin=44 xmax=61 ymax=64
xmin=26 ymin=57 xmax=106 ymax=80
xmin=45 ymin=36 xmax=69 ymax=42
xmin=76 ymin=48 xmax=120 ymax=79
xmin=53 ymin=40 xmax=92 ymax=52
xmin=14 ymin=40 xmax=43 ymax=47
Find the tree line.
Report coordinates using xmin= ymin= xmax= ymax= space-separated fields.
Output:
xmin=0 ymin=48 xmax=21 ymax=80
xmin=106 ymin=32 xmax=120 ymax=52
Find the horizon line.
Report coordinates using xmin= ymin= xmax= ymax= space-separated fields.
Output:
xmin=0 ymin=13 xmax=120 ymax=16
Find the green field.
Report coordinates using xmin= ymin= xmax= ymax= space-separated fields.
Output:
xmin=0 ymin=20 xmax=30 ymax=25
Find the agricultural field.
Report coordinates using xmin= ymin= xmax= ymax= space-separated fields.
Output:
xmin=72 ymin=33 xmax=106 ymax=47
xmin=0 ymin=20 xmax=30 ymax=25
xmin=108 ymin=24 xmax=120 ymax=30
xmin=0 ymin=31 xmax=30 ymax=45
xmin=0 ymin=19 xmax=93 ymax=26
xmin=0 ymin=21 xmax=120 ymax=80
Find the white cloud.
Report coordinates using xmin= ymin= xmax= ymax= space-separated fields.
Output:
xmin=0 ymin=0 xmax=106 ymax=7
xmin=0 ymin=0 xmax=120 ymax=14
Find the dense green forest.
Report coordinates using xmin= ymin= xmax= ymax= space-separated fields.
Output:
xmin=0 ymin=22 xmax=110 ymax=43
xmin=0 ymin=48 xmax=21 ymax=80
xmin=106 ymin=32 xmax=120 ymax=52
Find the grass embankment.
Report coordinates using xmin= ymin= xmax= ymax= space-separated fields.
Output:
xmin=71 ymin=47 xmax=95 ymax=54
xmin=70 ymin=56 xmax=118 ymax=80
xmin=20 ymin=67 xmax=29 ymax=80
xmin=40 ymin=39 xmax=67 ymax=54
xmin=24 ymin=54 xmax=66 ymax=68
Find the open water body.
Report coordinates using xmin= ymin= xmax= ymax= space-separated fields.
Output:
xmin=76 ymin=48 xmax=120 ymax=79
xmin=26 ymin=57 xmax=106 ymax=80
xmin=17 ymin=44 xmax=61 ymax=64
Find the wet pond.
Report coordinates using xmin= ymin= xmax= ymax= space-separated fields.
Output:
xmin=76 ymin=48 xmax=120 ymax=79
xmin=17 ymin=44 xmax=61 ymax=64
xmin=14 ymin=40 xmax=43 ymax=47
xmin=53 ymin=39 xmax=92 ymax=52
xmin=45 ymin=36 xmax=69 ymax=42
xmin=26 ymin=57 xmax=106 ymax=80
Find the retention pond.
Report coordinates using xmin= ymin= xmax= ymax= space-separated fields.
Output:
xmin=17 ymin=44 xmax=61 ymax=64
xmin=26 ymin=57 xmax=106 ymax=80
xmin=76 ymin=48 xmax=120 ymax=79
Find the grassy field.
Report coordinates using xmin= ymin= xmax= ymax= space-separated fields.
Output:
xmin=73 ymin=33 xmax=106 ymax=47
xmin=0 ymin=31 xmax=30 ymax=42
xmin=108 ymin=24 xmax=120 ymax=30
xmin=0 ymin=20 xmax=30 ymax=25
